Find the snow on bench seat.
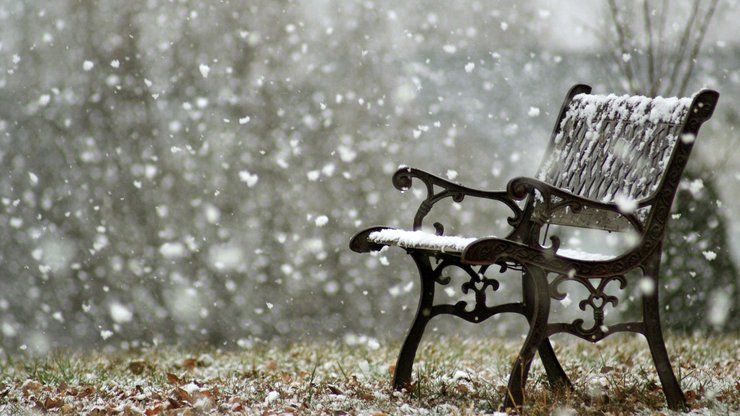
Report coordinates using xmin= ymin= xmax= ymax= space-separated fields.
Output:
xmin=367 ymin=229 xmax=616 ymax=261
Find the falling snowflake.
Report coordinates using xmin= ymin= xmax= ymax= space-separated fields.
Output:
xmin=199 ymin=63 xmax=211 ymax=78
xmin=314 ymin=215 xmax=329 ymax=227
xmin=239 ymin=170 xmax=259 ymax=187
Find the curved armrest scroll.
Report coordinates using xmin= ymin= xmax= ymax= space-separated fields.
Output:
xmin=506 ymin=177 xmax=647 ymax=233
xmin=393 ymin=167 xmax=523 ymax=231
xmin=349 ymin=226 xmax=392 ymax=253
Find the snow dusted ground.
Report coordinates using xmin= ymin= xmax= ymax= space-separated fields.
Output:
xmin=0 ymin=334 xmax=736 ymax=415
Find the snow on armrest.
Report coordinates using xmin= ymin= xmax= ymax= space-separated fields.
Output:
xmin=367 ymin=229 xmax=478 ymax=254
xmin=556 ymin=248 xmax=616 ymax=261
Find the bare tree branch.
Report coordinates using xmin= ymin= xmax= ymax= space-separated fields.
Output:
xmin=643 ymin=0 xmax=656 ymax=95
xmin=580 ymin=15 xmax=637 ymax=91
xmin=653 ymin=0 xmax=669 ymax=93
xmin=607 ymin=0 xmax=639 ymax=93
xmin=677 ymin=0 xmax=719 ymax=96
xmin=664 ymin=0 xmax=701 ymax=95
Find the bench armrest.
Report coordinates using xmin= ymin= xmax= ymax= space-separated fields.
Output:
xmin=461 ymin=236 xmax=648 ymax=278
xmin=506 ymin=177 xmax=646 ymax=232
xmin=393 ymin=166 xmax=523 ymax=231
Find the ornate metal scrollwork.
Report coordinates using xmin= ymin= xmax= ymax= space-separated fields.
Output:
xmin=391 ymin=167 xmax=523 ymax=231
xmin=549 ymin=273 xmax=627 ymax=341
xmin=507 ymin=177 xmax=646 ymax=233
xmin=429 ymin=258 xmax=517 ymax=323
xmin=459 ymin=265 xmax=500 ymax=310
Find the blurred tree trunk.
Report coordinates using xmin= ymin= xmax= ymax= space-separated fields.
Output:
xmin=601 ymin=0 xmax=738 ymax=331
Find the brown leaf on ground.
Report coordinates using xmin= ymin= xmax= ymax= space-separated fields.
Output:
xmin=78 ymin=385 xmax=95 ymax=398
xmin=685 ymin=389 xmax=698 ymax=403
xmin=600 ymin=366 xmax=614 ymax=374
xmin=168 ymin=396 xmax=185 ymax=409
xmin=182 ymin=358 xmax=197 ymax=371
xmin=21 ymin=379 xmax=42 ymax=393
xmin=196 ymin=388 xmax=212 ymax=399
xmin=89 ymin=407 xmax=106 ymax=416
xmin=173 ymin=386 xmax=193 ymax=403
xmin=128 ymin=360 xmax=148 ymax=375
xmin=456 ymin=384 xmax=470 ymax=394
xmin=166 ymin=372 xmax=183 ymax=385
xmin=358 ymin=391 xmax=375 ymax=401
xmin=145 ymin=404 xmax=164 ymax=415
xmin=43 ymin=396 xmax=64 ymax=409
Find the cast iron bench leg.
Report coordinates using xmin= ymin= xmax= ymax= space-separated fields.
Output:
xmin=523 ymin=270 xmax=573 ymax=391
xmin=643 ymin=250 xmax=687 ymax=411
xmin=538 ymin=339 xmax=572 ymax=390
xmin=503 ymin=266 xmax=551 ymax=411
xmin=393 ymin=253 xmax=434 ymax=390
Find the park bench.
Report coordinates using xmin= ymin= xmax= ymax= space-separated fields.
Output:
xmin=349 ymin=84 xmax=719 ymax=411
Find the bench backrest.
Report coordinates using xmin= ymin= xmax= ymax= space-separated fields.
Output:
xmin=534 ymin=84 xmax=718 ymax=232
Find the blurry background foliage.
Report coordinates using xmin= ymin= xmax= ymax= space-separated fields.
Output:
xmin=0 ymin=0 xmax=737 ymax=354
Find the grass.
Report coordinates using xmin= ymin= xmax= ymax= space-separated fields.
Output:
xmin=0 ymin=333 xmax=737 ymax=415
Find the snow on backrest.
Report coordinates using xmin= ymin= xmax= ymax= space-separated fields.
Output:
xmin=536 ymin=93 xmax=693 ymax=203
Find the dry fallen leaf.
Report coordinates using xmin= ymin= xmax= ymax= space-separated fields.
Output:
xmin=358 ymin=391 xmax=375 ymax=401
xmin=21 ymin=379 xmax=42 ymax=393
xmin=685 ymin=389 xmax=697 ymax=402
xmin=145 ymin=404 xmax=164 ymax=416
xmin=89 ymin=407 xmax=106 ymax=416
xmin=173 ymin=386 xmax=193 ymax=403
xmin=78 ymin=386 xmax=95 ymax=398
xmin=168 ymin=396 xmax=185 ymax=409
xmin=128 ymin=360 xmax=148 ymax=375
xmin=182 ymin=358 xmax=197 ymax=371
xmin=43 ymin=396 xmax=64 ymax=409
xmin=166 ymin=372 xmax=183 ymax=385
